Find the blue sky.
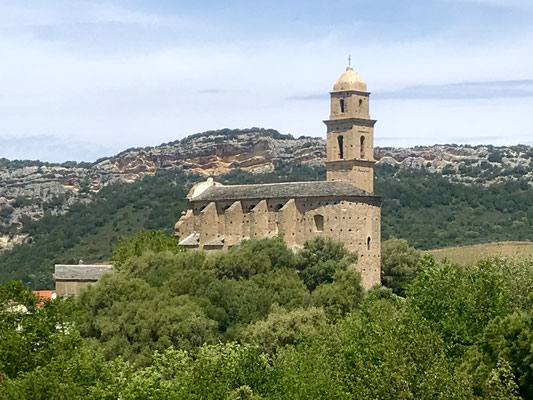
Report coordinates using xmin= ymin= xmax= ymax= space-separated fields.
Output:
xmin=0 ymin=0 xmax=532 ymax=162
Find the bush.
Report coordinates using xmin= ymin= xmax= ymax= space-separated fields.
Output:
xmin=381 ymin=238 xmax=421 ymax=296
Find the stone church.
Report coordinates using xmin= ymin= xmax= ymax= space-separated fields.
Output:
xmin=175 ymin=65 xmax=381 ymax=289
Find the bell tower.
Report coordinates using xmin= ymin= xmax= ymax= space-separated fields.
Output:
xmin=324 ymin=65 xmax=376 ymax=193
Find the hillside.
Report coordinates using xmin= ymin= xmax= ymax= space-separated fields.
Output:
xmin=0 ymin=128 xmax=324 ymax=249
xmin=428 ymin=241 xmax=533 ymax=264
xmin=2 ymin=162 xmax=533 ymax=289
xmin=2 ymin=128 xmax=533 ymax=250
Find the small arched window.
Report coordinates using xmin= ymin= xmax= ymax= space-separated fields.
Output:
xmin=338 ymin=135 xmax=344 ymax=159
xmin=360 ymin=136 xmax=365 ymax=158
xmin=367 ymin=237 xmax=371 ymax=250
xmin=340 ymin=99 xmax=345 ymax=113
xmin=359 ymin=99 xmax=363 ymax=107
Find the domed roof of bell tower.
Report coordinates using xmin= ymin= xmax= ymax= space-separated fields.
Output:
xmin=333 ymin=66 xmax=367 ymax=92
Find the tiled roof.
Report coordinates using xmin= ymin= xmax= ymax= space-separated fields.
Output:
xmin=54 ymin=264 xmax=113 ymax=281
xmin=32 ymin=290 xmax=55 ymax=300
xmin=191 ymin=181 xmax=375 ymax=202
xmin=32 ymin=290 xmax=56 ymax=307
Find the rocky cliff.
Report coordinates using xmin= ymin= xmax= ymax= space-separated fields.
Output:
xmin=1 ymin=128 xmax=532 ymax=250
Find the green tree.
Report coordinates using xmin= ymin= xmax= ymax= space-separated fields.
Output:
xmin=381 ymin=238 xmax=421 ymax=296
xmin=296 ymin=237 xmax=356 ymax=291
xmin=78 ymin=273 xmax=219 ymax=366
xmin=0 ymin=346 xmax=128 ymax=400
xmin=111 ymin=230 xmax=184 ymax=268
xmin=462 ymin=311 xmax=533 ymax=398
xmin=268 ymin=291 xmax=474 ymax=399
xmin=0 ymin=281 xmax=81 ymax=379
xmin=205 ymin=236 xmax=296 ymax=280
xmin=482 ymin=359 xmax=521 ymax=400
xmin=118 ymin=344 xmax=268 ymax=400
xmin=407 ymin=255 xmax=511 ymax=353
xmin=240 ymin=305 xmax=327 ymax=354
xmin=312 ymin=268 xmax=364 ymax=318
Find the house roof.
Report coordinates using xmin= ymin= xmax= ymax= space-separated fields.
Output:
xmin=32 ymin=290 xmax=56 ymax=307
xmin=54 ymin=264 xmax=114 ymax=281
xmin=32 ymin=290 xmax=55 ymax=300
xmin=190 ymin=180 xmax=376 ymax=202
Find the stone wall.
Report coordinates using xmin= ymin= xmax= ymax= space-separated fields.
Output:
xmin=175 ymin=196 xmax=381 ymax=289
xmin=325 ymin=160 xmax=375 ymax=194
xmin=325 ymin=119 xmax=376 ymax=193
xmin=55 ymin=280 xmax=95 ymax=297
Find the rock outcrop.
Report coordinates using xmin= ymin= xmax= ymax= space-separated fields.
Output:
xmin=1 ymin=128 xmax=532 ymax=250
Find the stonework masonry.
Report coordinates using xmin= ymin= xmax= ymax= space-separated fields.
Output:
xmin=54 ymin=264 xmax=113 ymax=296
xmin=175 ymin=66 xmax=382 ymax=289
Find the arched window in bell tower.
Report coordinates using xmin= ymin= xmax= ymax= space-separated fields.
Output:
xmin=360 ymin=136 xmax=365 ymax=158
xmin=367 ymin=236 xmax=371 ymax=250
xmin=338 ymin=135 xmax=344 ymax=159
xmin=340 ymin=99 xmax=345 ymax=113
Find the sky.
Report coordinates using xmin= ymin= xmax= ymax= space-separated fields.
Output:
xmin=0 ymin=0 xmax=532 ymax=162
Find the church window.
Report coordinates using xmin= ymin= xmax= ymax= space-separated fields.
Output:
xmin=359 ymin=99 xmax=363 ymax=107
xmin=340 ymin=99 xmax=345 ymax=113
xmin=367 ymin=236 xmax=371 ymax=250
xmin=314 ymin=215 xmax=324 ymax=232
xmin=360 ymin=136 xmax=365 ymax=158
xmin=338 ymin=135 xmax=344 ymax=159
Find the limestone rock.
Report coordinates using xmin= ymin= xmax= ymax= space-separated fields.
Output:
xmin=0 ymin=129 xmax=532 ymax=250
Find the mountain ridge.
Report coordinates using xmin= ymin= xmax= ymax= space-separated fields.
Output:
xmin=1 ymin=128 xmax=532 ymax=250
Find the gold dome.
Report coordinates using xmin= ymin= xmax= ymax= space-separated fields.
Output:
xmin=333 ymin=66 xmax=367 ymax=92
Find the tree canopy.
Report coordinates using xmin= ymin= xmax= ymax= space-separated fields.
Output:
xmin=1 ymin=231 xmax=532 ymax=398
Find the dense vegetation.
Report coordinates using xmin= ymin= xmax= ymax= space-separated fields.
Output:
xmin=0 ymin=158 xmax=93 ymax=170
xmin=1 ymin=162 xmax=533 ymax=288
xmin=376 ymin=164 xmax=533 ymax=248
xmin=0 ymin=169 xmax=194 ymax=288
xmin=1 ymin=233 xmax=532 ymax=399
xmin=0 ymin=164 xmax=323 ymax=288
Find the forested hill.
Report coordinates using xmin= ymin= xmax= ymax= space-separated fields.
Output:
xmin=1 ymin=128 xmax=532 ymax=251
xmin=1 ymin=163 xmax=532 ymax=289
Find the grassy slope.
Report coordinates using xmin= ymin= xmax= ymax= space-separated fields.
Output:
xmin=427 ymin=241 xmax=533 ymax=264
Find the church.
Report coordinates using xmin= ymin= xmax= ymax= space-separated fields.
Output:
xmin=175 ymin=65 xmax=381 ymax=289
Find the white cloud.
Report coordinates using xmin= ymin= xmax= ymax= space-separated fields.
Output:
xmin=0 ymin=1 xmax=532 ymax=161
xmin=373 ymin=97 xmax=533 ymax=147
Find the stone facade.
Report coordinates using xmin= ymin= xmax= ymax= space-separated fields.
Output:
xmin=175 ymin=66 xmax=382 ymax=289
xmin=54 ymin=264 xmax=113 ymax=296
xmin=325 ymin=65 xmax=376 ymax=193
